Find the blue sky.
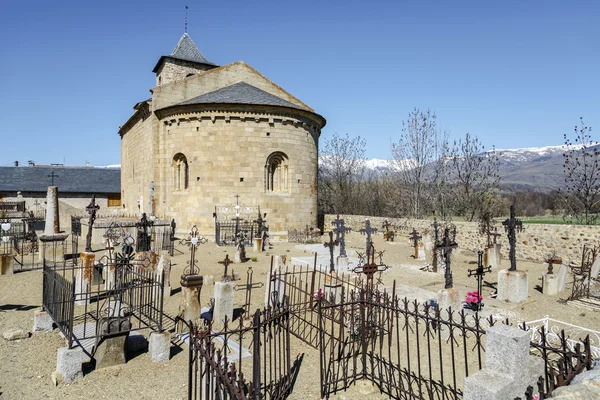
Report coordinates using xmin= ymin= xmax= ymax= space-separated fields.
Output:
xmin=0 ymin=0 xmax=598 ymax=166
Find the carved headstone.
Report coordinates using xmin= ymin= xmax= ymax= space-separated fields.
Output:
xmin=213 ymin=281 xmax=235 ymax=326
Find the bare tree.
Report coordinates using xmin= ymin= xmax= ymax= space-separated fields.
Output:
xmin=560 ymin=117 xmax=600 ymax=225
xmin=318 ymin=133 xmax=367 ymax=214
xmin=447 ymin=132 xmax=500 ymax=221
xmin=392 ymin=108 xmax=438 ymax=218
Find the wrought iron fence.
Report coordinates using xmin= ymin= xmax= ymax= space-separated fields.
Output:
xmin=42 ymin=243 xmax=165 ymax=357
xmin=215 ymin=221 xmax=258 ymax=247
xmin=0 ymin=200 xmax=26 ymax=213
xmin=186 ymin=303 xmax=296 ymax=399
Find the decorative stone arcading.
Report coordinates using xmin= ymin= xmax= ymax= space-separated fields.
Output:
xmin=324 ymin=214 xmax=600 ymax=265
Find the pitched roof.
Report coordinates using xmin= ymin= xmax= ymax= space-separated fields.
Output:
xmin=152 ymin=33 xmax=218 ymax=72
xmin=0 ymin=166 xmax=120 ymax=194
xmin=177 ymin=82 xmax=303 ymax=109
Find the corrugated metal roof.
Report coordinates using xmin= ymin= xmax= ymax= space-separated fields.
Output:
xmin=0 ymin=166 xmax=120 ymax=194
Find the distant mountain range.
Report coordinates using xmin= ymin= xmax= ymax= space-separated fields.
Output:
xmin=325 ymin=144 xmax=596 ymax=193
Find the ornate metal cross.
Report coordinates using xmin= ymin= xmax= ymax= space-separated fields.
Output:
xmin=48 ymin=171 xmax=59 ymax=186
xmin=85 ymin=195 xmax=100 ymax=252
xmin=219 ymin=254 xmax=234 ymax=281
xmin=353 ymin=243 xmax=388 ymax=293
xmin=502 ymin=204 xmax=523 ymax=271
xmin=331 ymin=215 xmax=351 ymax=258
xmin=324 ymin=231 xmax=339 ymax=273
xmin=136 ymin=213 xmax=154 ymax=252
xmin=438 ymin=226 xmax=458 ymax=289
xmin=467 ymin=251 xmax=492 ymax=310
xmin=488 ymin=227 xmax=501 ymax=246
xmin=359 ymin=219 xmax=377 ymax=258
xmin=253 ymin=207 xmax=266 ymax=234
xmin=409 ymin=228 xmax=422 ymax=247
xmin=179 ymin=226 xmax=208 ymax=277
xmin=235 ymin=266 xmax=264 ymax=318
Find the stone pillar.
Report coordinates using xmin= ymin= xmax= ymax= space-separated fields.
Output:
xmin=417 ymin=242 xmax=426 ymax=261
xmin=556 ymin=263 xmax=569 ymax=293
xmin=591 ymin=257 xmax=600 ymax=280
xmin=213 ymin=281 xmax=235 ymax=327
xmin=463 ymin=325 xmax=544 ymax=400
xmin=75 ymin=253 xmax=95 ymax=306
xmin=44 ymin=186 xmax=60 ymax=235
xmin=485 ymin=244 xmax=502 ymax=270
xmin=33 ymin=310 xmax=54 ymax=332
xmin=253 ymin=238 xmax=263 ymax=252
xmin=542 ymin=273 xmax=559 ymax=295
xmin=497 ymin=269 xmax=528 ymax=303
xmin=55 ymin=347 xmax=89 ymax=383
xmin=180 ymin=274 xmax=203 ymax=323
xmin=157 ymin=250 xmax=171 ymax=294
xmin=0 ymin=254 xmax=14 ymax=275
xmin=437 ymin=288 xmax=461 ymax=312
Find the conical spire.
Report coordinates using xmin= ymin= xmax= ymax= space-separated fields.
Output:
xmin=170 ymin=33 xmax=216 ymax=66
xmin=152 ymin=33 xmax=218 ymax=73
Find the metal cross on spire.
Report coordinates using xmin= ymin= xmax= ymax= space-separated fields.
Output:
xmin=48 ymin=171 xmax=59 ymax=186
xmin=184 ymin=5 xmax=188 ymax=33
xmin=502 ymin=204 xmax=523 ymax=271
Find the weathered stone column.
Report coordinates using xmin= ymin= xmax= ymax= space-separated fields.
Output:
xmin=0 ymin=254 xmax=14 ymax=275
xmin=180 ymin=274 xmax=203 ymax=324
xmin=417 ymin=242 xmax=426 ymax=261
xmin=157 ymin=250 xmax=171 ymax=294
xmin=463 ymin=324 xmax=544 ymax=400
xmin=75 ymin=253 xmax=95 ymax=306
xmin=44 ymin=186 xmax=60 ymax=235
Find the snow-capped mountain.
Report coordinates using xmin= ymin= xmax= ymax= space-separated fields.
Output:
xmin=321 ymin=143 xmax=596 ymax=192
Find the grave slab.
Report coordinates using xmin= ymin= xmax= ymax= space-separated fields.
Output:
xmin=213 ymin=282 xmax=235 ymax=326
xmin=542 ymin=273 xmax=559 ymax=295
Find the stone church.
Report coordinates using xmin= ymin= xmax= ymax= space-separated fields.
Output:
xmin=119 ymin=33 xmax=326 ymax=235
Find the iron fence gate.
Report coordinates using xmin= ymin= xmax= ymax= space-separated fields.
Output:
xmin=186 ymin=304 xmax=297 ymax=400
xmin=215 ymin=221 xmax=258 ymax=247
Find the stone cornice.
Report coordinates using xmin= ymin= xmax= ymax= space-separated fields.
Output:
xmin=118 ymin=100 xmax=152 ymax=137
xmin=154 ymin=103 xmax=326 ymax=135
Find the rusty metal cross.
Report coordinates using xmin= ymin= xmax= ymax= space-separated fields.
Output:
xmin=218 ymin=254 xmax=234 ymax=281
xmin=84 ymin=195 xmax=100 ymax=252
xmin=502 ymin=204 xmax=523 ymax=271
xmin=359 ymin=219 xmax=377 ymax=258
xmin=467 ymin=251 xmax=492 ymax=310
xmin=409 ymin=228 xmax=422 ymax=248
xmin=48 ymin=171 xmax=59 ymax=186
xmin=324 ymin=231 xmax=338 ymax=273
xmin=353 ymin=243 xmax=388 ymax=293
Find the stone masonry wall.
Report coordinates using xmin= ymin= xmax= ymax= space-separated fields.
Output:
xmin=155 ymin=112 xmax=319 ymax=234
xmin=325 ymin=214 xmax=600 ymax=265
xmin=155 ymin=59 xmax=214 ymax=87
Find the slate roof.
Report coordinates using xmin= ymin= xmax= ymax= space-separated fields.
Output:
xmin=177 ymin=82 xmax=303 ymax=110
xmin=0 ymin=166 xmax=120 ymax=194
xmin=152 ymin=33 xmax=218 ymax=72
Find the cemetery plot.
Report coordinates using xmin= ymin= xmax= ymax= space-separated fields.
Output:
xmin=214 ymin=198 xmax=262 ymax=246
xmin=42 ymin=235 xmax=165 ymax=358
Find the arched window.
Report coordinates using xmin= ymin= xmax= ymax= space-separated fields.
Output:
xmin=173 ymin=153 xmax=189 ymax=191
xmin=265 ymin=152 xmax=289 ymax=193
